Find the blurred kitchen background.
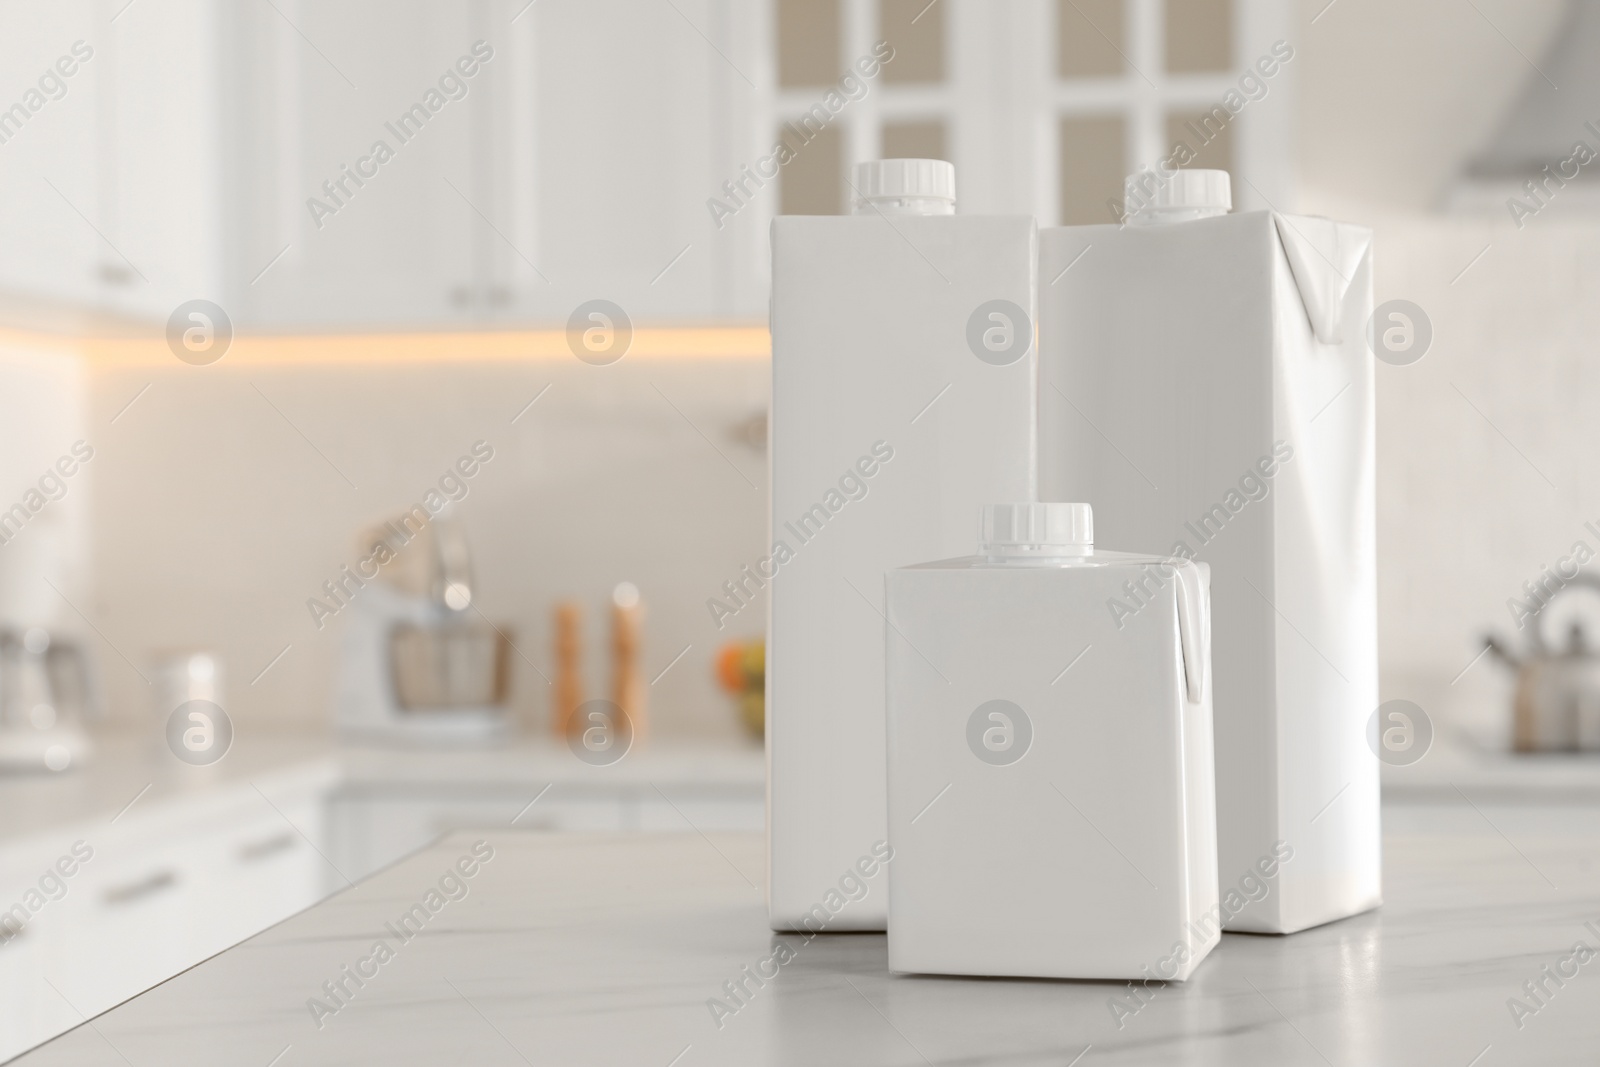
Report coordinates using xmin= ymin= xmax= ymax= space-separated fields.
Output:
xmin=0 ymin=0 xmax=1597 ymax=1053
xmin=1 ymin=0 xmax=1592 ymax=748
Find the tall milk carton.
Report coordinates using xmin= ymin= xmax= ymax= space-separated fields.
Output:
xmin=768 ymin=159 xmax=1035 ymax=931
xmin=1039 ymin=170 xmax=1379 ymax=934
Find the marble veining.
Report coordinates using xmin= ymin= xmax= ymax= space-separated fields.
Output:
xmin=14 ymin=801 xmax=1600 ymax=1065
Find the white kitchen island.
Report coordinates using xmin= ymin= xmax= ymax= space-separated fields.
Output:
xmin=0 ymin=731 xmax=764 ymax=1063
xmin=12 ymin=799 xmax=1600 ymax=1066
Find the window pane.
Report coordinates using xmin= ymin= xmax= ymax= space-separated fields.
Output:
xmin=1165 ymin=0 xmax=1231 ymax=73
xmin=1058 ymin=0 xmax=1124 ymax=78
xmin=778 ymin=0 xmax=841 ymax=88
xmin=880 ymin=0 xmax=945 ymax=84
xmin=1059 ymin=116 xmax=1125 ymax=224
xmin=779 ymin=123 xmax=843 ymax=214
xmin=882 ymin=120 xmax=947 ymax=162
xmin=1165 ymin=109 xmax=1235 ymax=175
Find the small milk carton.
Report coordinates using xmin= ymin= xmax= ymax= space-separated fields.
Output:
xmin=1039 ymin=169 xmax=1379 ymax=933
xmin=767 ymin=160 xmax=1036 ymax=932
xmin=885 ymin=503 xmax=1219 ymax=980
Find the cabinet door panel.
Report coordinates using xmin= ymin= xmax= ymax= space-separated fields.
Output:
xmin=0 ymin=7 xmax=104 ymax=311
xmin=233 ymin=0 xmax=484 ymax=327
xmin=235 ymin=0 xmax=745 ymax=326
xmin=51 ymin=835 xmax=205 ymax=1015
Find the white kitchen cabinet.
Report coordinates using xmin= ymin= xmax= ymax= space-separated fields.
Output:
xmin=0 ymin=7 xmax=106 ymax=314
xmin=0 ymin=739 xmax=763 ymax=1060
xmin=53 ymin=833 xmax=221 ymax=1013
xmin=0 ymin=768 xmax=331 ymax=1062
xmin=225 ymin=0 xmax=488 ymax=327
xmin=0 ymin=0 xmax=766 ymax=327
xmin=326 ymin=779 xmax=764 ymax=885
xmin=225 ymin=0 xmax=756 ymax=328
xmin=0 ymin=0 xmax=235 ymax=322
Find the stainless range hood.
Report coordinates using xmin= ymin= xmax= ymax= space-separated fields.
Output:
xmin=1452 ymin=0 xmax=1600 ymax=214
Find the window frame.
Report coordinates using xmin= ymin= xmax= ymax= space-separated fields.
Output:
xmin=770 ymin=0 xmax=959 ymax=215
xmin=739 ymin=0 xmax=1294 ymax=301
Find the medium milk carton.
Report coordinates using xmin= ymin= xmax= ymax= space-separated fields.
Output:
xmin=1039 ymin=169 xmax=1379 ymax=933
xmin=886 ymin=503 xmax=1219 ymax=979
xmin=768 ymin=159 xmax=1035 ymax=931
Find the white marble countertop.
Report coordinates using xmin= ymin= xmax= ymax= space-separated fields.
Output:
xmin=0 ymin=732 xmax=337 ymax=852
xmin=17 ymin=723 xmax=1600 ymax=850
xmin=15 ymin=801 xmax=1600 ymax=1066
xmin=0 ymin=728 xmax=764 ymax=851
xmin=1382 ymin=741 xmax=1600 ymax=802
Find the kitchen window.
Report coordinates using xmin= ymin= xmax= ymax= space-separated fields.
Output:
xmin=1053 ymin=0 xmax=1240 ymax=223
xmin=768 ymin=0 xmax=1291 ymax=222
xmin=773 ymin=0 xmax=955 ymax=215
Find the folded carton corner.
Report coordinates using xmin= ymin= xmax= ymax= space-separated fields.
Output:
xmin=1273 ymin=214 xmax=1372 ymax=345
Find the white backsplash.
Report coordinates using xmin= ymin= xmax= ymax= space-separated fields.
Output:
xmin=0 ymin=339 xmax=89 ymax=633
xmin=82 ymin=351 xmax=768 ymax=738
xmin=1360 ymin=211 xmax=1600 ymax=749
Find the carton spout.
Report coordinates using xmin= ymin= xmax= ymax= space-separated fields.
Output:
xmin=1174 ymin=561 xmax=1210 ymax=704
xmin=1273 ymin=215 xmax=1373 ymax=345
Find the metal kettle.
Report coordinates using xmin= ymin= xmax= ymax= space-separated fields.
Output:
xmin=1486 ymin=572 xmax=1600 ymax=752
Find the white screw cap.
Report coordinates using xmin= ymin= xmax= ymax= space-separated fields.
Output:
xmin=852 ymin=159 xmax=956 ymax=215
xmin=981 ymin=503 xmax=1093 ymax=557
xmin=1124 ymin=168 xmax=1231 ymax=217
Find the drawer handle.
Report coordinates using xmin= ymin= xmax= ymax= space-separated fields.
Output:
xmin=102 ymin=870 xmax=177 ymax=906
xmin=238 ymin=832 xmax=297 ymax=863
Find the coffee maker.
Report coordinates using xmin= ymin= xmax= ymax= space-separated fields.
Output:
xmin=0 ymin=627 xmax=95 ymax=772
xmin=334 ymin=513 xmax=511 ymax=743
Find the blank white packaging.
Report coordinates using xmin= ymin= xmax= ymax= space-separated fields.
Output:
xmin=767 ymin=160 xmax=1035 ymax=932
xmin=885 ymin=503 xmax=1218 ymax=980
xmin=1039 ymin=169 xmax=1379 ymax=934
